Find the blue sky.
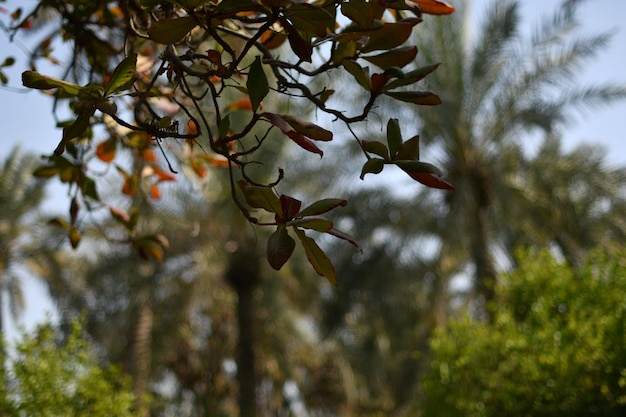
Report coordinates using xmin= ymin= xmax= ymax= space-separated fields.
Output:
xmin=1 ymin=0 xmax=625 ymax=337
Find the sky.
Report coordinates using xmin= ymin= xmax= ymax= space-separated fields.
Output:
xmin=0 ymin=0 xmax=625 ymax=339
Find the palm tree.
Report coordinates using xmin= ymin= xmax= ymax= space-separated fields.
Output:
xmin=410 ymin=0 xmax=626 ymax=308
xmin=0 ymin=146 xmax=49 ymax=336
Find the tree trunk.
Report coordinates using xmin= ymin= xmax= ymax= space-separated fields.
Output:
xmin=131 ymin=300 xmax=153 ymax=417
xmin=225 ymin=245 xmax=262 ymax=417
xmin=468 ymin=168 xmax=497 ymax=317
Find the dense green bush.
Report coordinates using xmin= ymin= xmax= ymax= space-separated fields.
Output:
xmin=422 ymin=247 xmax=626 ymax=417
xmin=0 ymin=320 xmax=136 ymax=417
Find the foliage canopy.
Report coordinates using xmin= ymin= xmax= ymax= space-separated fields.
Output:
xmin=422 ymin=247 xmax=626 ymax=417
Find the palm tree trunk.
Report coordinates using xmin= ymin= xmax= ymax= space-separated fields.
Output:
xmin=468 ymin=170 xmax=497 ymax=316
xmin=131 ymin=300 xmax=153 ymax=417
xmin=225 ymin=245 xmax=261 ymax=417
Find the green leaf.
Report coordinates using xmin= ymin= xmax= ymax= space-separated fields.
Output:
xmin=22 ymin=71 xmax=84 ymax=96
xmin=360 ymin=158 xmax=385 ymax=179
xmin=298 ymin=198 xmax=348 ymax=217
xmin=385 ymin=63 xmax=440 ymax=90
xmin=394 ymin=135 xmax=420 ymax=161
xmin=294 ymin=228 xmax=338 ymax=286
xmin=247 ymin=56 xmax=269 ymax=113
xmin=147 ymin=17 xmax=196 ymax=44
xmin=33 ymin=165 xmax=60 ymax=178
xmin=386 ymin=118 xmax=403 ymax=157
xmin=290 ymin=218 xmax=333 ymax=232
xmin=218 ymin=114 xmax=231 ymax=139
xmin=385 ymin=91 xmax=442 ymax=106
xmin=80 ymin=176 xmax=99 ymax=200
xmin=332 ymin=41 xmax=357 ymax=64
xmin=238 ymin=180 xmax=282 ymax=214
xmin=104 ymin=53 xmax=137 ymax=96
xmin=267 ymin=226 xmax=296 ymax=270
xmin=343 ymin=60 xmax=371 ymax=91
xmin=57 ymin=112 xmax=94 ymax=154
xmin=362 ymin=140 xmax=389 ymax=159
xmin=283 ymin=3 xmax=334 ymax=38
xmin=1 ymin=56 xmax=15 ymax=68
xmin=362 ymin=46 xmax=418 ymax=70
xmin=341 ymin=0 xmax=377 ymax=29
xmin=214 ymin=0 xmax=268 ymax=14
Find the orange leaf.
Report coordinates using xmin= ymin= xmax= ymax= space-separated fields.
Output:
xmin=228 ymin=97 xmax=253 ymax=111
xmin=122 ymin=177 xmax=137 ymax=196
xmin=141 ymin=148 xmax=158 ymax=162
xmin=96 ymin=138 xmax=117 ymax=162
xmin=154 ymin=166 xmax=177 ymax=182
xmin=412 ymin=0 xmax=455 ymax=15
xmin=150 ymin=183 xmax=161 ymax=199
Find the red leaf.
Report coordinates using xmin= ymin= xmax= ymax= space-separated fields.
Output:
xmin=412 ymin=0 xmax=455 ymax=15
xmin=405 ymin=171 xmax=454 ymax=190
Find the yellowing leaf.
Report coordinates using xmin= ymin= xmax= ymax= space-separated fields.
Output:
xmin=294 ymin=228 xmax=338 ymax=286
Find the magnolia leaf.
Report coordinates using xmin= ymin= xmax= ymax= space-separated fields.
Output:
xmin=57 ymin=112 xmax=94 ymax=155
xmin=385 ymin=91 xmax=442 ymax=106
xmin=283 ymin=3 xmax=334 ymax=38
xmin=284 ymin=20 xmax=313 ymax=62
xmin=278 ymin=194 xmax=302 ymax=222
xmin=363 ymin=46 xmax=418 ymax=70
xmin=290 ymin=218 xmax=333 ymax=232
xmin=298 ymin=198 xmax=347 ymax=217
xmin=22 ymin=70 xmax=83 ymax=96
xmin=361 ymin=22 xmax=413 ymax=53
xmin=343 ymin=60 xmax=371 ymax=91
xmin=280 ymin=114 xmax=333 ymax=141
xmin=362 ymin=140 xmax=389 ymax=159
xmin=385 ymin=63 xmax=439 ymax=90
xmin=394 ymin=160 xmax=442 ymax=175
xmin=80 ymin=176 xmax=100 ymax=200
xmin=394 ymin=135 xmax=420 ymax=161
xmin=387 ymin=118 xmax=403 ymax=157
xmin=238 ymin=180 xmax=282 ymax=214
xmin=148 ymin=17 xmax=196 ymax=44
xmin=261 ymin=113 xmax=324 ymax=156
xmin=327 ymin=228 xmax=361 ymax=251
xmin=214 ymin=0 xmax=268 ymax=14
xmin=341 ymin=0 xmax=377 ymax=29
xmin=267 ymin=226 xmax=296 ymax=270
xmin=104 ymin=53 xmax=137 ymax=95
xmin=33 ymin=165 xmax=59 ymax=178
xmin=247 ymin=56 xmax=269 ymax=113
xmin=413 ymin=0 xmax=455 ymax=15
xmin=360 ymin=158 xmax=385 ymax=179
xmin=294 ymin=228 xmax=338 ymax=286
xmin=405 ymin=171 xmax=454 ymax=190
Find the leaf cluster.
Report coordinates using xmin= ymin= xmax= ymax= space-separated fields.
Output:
xmin=7 ymin=0 xmax=455 ymax=281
